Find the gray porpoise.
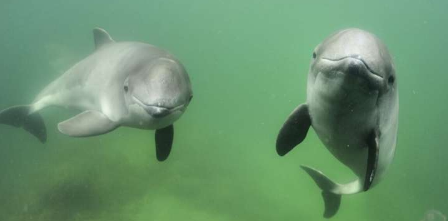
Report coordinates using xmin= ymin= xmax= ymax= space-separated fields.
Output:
xmin=0 ymin=28 xmax=193 ymax=162
xmin=276 ymin=28 xmax=398 ymax=218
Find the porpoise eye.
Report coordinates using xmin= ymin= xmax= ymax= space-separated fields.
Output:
xmin=312 ymin=52 xmax=317 ymax=59
xmin=124 ymin=85 xmax=129 ymax=92
xmin=189 ymin=95 xmax=193 ymax=102
xmin=388 ymin=76 xmax=395 ymax=85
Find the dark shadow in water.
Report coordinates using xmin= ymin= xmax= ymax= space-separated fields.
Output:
xmin=0 ymin=141 xmax=155 ymax=221
xmin=35 ymin=177 xmax=100 ymax=220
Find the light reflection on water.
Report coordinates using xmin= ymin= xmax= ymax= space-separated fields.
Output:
xmin=421 ymin=210 xmax=447 ymax=221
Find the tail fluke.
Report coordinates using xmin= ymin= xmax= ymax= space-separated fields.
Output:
xmin=0 ymin=105 xmax=46 ymax=143
xmin=321 ymin=191 xmax=341 ymax=218
xmin=300 ymin=165 xmax=362 ymax=218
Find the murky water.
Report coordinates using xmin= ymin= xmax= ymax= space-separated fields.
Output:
xmin=0 ymin=0 xmax=447 ymax=220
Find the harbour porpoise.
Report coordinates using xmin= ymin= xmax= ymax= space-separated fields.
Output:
xmin=0 ymin=28 xmax=193 ymax=161
xmin=276 ymin=28 xmax=398 ymax=218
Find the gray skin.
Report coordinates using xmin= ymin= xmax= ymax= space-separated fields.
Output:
xmin=276 ymin=28 xmax=398 ymax=218
xmin=0 ymin=28 xmax=193 ymax=161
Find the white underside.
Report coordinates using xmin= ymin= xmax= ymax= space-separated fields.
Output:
xmin=306 ymin=70 xmax=398 ymax=190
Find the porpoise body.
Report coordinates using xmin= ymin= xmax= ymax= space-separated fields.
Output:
xmin=0 ymin=28 xmax=193 ymax=161
xmin=276 ymin=28 xmax=398 ymax=218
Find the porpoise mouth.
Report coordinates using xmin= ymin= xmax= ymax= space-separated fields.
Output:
xmin=132 ymin=96 xmax=185 ymax=118
xmin=322 ymin=55 xmax=383 ymax=80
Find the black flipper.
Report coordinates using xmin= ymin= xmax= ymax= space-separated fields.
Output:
xmin=0 ymin=105 xmax=46 ymax=143
xmin=155 ymin=125 xmax=174 ymax=162
xmin=364 ymin=130 xmax=379 ymax=191
xmin=276 ymin=104 xmax=311 ymax=156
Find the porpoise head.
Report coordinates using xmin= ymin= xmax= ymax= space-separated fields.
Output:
xmin=307 ymin=28 xmax=398 ymax=189
xmin=309 ymin=28 xmax=396 ymax=95
xmin=124 ymin=57 xmax=193 ymax=129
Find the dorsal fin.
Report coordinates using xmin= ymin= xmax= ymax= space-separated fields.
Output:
xmin=93 ymin=28 xmax=114 ymax=50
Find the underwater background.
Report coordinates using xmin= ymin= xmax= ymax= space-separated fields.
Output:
xmin=0 ymin=0 xmax=447 ymax=220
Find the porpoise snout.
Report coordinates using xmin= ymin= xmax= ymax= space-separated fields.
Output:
xmin=346 ymin=58 xmax=367 ymax=77
xmin=145 ymin=106 xmax=170 ymax=118
xmin=321 ymin=55 xmax=384 ymax=89
xmin=132 ymin=96 xmax=177 ymax=118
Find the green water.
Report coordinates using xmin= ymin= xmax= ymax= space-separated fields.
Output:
xmin=0 ymin=0 xmax=447 ymax=220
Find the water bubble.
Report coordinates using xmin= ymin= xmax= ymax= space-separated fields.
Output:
xmin=23 ymin=203 xmax=28 ymax=213
xmin=421 ymin=210 xmax=446 ymax=221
